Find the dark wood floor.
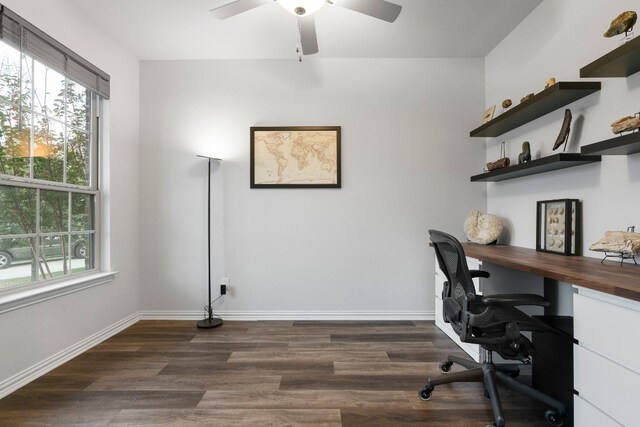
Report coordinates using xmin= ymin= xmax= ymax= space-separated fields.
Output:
xmin=0 ymin=320 xmax=550 ymax=426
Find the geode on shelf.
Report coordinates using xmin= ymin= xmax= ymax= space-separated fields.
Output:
xmin=463 ymin=209 xmax=503 ymax=245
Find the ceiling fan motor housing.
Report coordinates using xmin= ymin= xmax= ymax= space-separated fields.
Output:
xmin=278 ymin=0 xmax=325 ymax=17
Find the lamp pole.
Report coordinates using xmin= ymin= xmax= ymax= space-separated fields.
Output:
xmin=197 ymin=155 xmax=223 ymax=329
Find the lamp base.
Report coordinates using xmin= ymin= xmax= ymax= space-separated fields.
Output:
xmin=196 ymin=317 xmax=223 ymax=329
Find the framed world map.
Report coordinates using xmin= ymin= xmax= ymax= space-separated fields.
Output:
xmin=250 ymin=126 xmax=341 ymax=188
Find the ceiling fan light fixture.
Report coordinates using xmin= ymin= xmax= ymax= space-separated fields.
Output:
xmin=278 ymin=0 xmax=325 ymax=16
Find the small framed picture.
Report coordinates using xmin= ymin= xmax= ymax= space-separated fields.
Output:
xmin=536 ymin=199 xmax=579 ymax=256
xmin=482 ymin=105 xmax=496 ymax=124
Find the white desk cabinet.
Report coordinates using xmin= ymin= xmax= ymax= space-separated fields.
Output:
xmin=573 ymin=286 xmax=640 ymax=426
xmin=434 ymin=255 xmax=483 ymax=362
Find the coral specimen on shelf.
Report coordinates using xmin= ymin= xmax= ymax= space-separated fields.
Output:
xmin=464 ymin=210 xmax=503 ymax=245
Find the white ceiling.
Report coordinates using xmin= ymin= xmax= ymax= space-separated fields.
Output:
xmin=70 ymin=0 xmax=542 ymax=60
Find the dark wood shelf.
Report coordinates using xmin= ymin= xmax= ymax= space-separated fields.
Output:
xmin=581 ymin=131 xmax=640 ymax=155
xmin=469 ymin=82 xmax=601 ymax=138
xmin=580 ymin=36 xmax=640 ymax=78
xmin=470 ymin=153 xmax=601 ymax=182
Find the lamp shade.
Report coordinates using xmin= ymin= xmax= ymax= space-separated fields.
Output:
xmin=278 ymin=0 xmax=325 ymax=16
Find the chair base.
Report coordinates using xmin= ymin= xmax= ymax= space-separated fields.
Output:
xmin=419 ymin=354 xmax=567 ymax=427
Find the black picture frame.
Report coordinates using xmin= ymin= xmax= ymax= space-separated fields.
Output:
xmin=536 ymin=199 xmax=580 ymax=256
xmin=250 ymin=126 xmax=341 ymax=189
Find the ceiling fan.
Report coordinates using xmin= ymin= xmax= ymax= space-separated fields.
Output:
xmin=210 ymin=0 xmax=402 ymax=57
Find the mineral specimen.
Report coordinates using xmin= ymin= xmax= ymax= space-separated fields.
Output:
xmin=520 ymin=93 xmax=535 ymax=103
xmin=544 ymin=77 xmax=556 ymax=89
xmin=463 ymin=210 xmax=503 ymax=245
xmin=611 ymin=115 xmax=640 ymax=134
xmin=604 ymin=11 xmax=637 ymax=37
xmin=590 ymin=231 xmax=640 ymax=255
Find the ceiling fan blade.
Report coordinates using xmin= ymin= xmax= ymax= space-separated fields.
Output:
xmin=210 ymin=0 xmax=271 ymax=19
xmin=330 ymin=0 xmax=402 ymax=23
xmin=298 ymin=15 xmax=319 ymax=55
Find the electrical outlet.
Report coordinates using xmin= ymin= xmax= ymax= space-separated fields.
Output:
xmin=221 ymin=277 xmax=230 ymax=286
xmin=220 ymin=284 xmax=227 ymax=295
xmin=221 ymin=277 xmax=230 ymax=296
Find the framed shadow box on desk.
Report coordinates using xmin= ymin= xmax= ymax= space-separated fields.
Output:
xmin=456 ymin=243 xmax=640 ymax=426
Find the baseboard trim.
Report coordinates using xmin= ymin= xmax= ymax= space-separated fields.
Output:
xmin=140 ymin=310 xmax=435 ymax=321
xmin=0 ymin=312 xmax=140 ymax=399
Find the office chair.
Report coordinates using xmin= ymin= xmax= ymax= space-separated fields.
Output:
xmin=420 ymin=230 xmax=566 ymax=427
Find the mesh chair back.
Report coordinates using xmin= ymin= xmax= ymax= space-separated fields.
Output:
xmin=429 ymin=229 xmax=477 ymax=298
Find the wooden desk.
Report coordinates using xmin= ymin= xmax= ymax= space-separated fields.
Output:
xmin=461 ymin=243 xmax=640 ymax=302
xmin=447 ymin=243 xmax=640 ymax=424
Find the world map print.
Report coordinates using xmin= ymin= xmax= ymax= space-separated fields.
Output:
xmin=252 ymin=129 xmax=339 ymax=186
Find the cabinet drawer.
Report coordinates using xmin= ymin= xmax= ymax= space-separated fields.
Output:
xmin=574 ymin=344 xmax=639 ymax=426
xmin=574 ymin=395 xmax=621 ymax=427
xmin=574 ymin=291 xmax=640 ymax=373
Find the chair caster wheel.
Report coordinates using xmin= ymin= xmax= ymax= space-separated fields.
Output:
xmin=418 ymin=386 xmax=433 ymax=401
xmin=439 ymin=361 xmax=453 ymax=373
xmin=544 ymin=409 xmax=564 ymax=426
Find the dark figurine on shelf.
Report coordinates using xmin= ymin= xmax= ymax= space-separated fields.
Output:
xmin=518 ymin=141 xmax=531 ymax=164
xmin=553 ymin=109 xmax=572 ymax=151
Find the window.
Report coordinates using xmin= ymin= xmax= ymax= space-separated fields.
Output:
xmin=0 ymin=6 xmax=109 ymax=292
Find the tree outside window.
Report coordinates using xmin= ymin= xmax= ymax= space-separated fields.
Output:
xmin=0 ymin=41 xmax=98 ymax=290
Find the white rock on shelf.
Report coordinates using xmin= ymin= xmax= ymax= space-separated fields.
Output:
xmin=463 ymin=209 xmax=503 ymax=245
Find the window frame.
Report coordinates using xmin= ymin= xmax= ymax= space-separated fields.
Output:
xmin=0 ymin=4 xmax=113 ymax=311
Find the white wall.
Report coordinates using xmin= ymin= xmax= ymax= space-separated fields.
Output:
xmin=484 ymin=0 xmax=640 ymax=255
xmin=0 ymin=0 xmax=140 ymax=388
xmin=139 ymin=58 xmax=486 ymax=318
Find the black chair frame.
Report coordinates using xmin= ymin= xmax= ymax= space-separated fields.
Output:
xmin=420 ymin=229 xmax=567 ymax=427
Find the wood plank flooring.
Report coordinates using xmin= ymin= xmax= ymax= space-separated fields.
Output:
xmin=0 ymin=320 xmax=551 ymax=426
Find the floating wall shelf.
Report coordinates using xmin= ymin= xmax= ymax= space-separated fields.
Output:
xmin=470 ymin=153 xmax=602 ymax=182
xmin=470 ymin=82 xmax=601 ymax=138
xmin=580 ymin=36 xmax=640 ymax=78
xmin=581 ymin=132 xmax=640 ymax=156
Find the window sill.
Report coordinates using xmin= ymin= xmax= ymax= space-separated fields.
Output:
xmin=0 ymin=271 xmax=117 ymax=315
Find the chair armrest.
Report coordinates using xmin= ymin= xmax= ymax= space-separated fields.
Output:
xmin=469 ymin=269 xmax=490 ymax=279
xmin=480 ymin=293 xmax=550 ymax=307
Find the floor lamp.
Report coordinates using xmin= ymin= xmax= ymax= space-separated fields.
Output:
xmin=197 ymin=155 xmax=223 ymax=329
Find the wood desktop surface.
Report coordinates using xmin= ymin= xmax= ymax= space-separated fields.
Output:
xmin=461 ymin=243 xmax=640 ymax=302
